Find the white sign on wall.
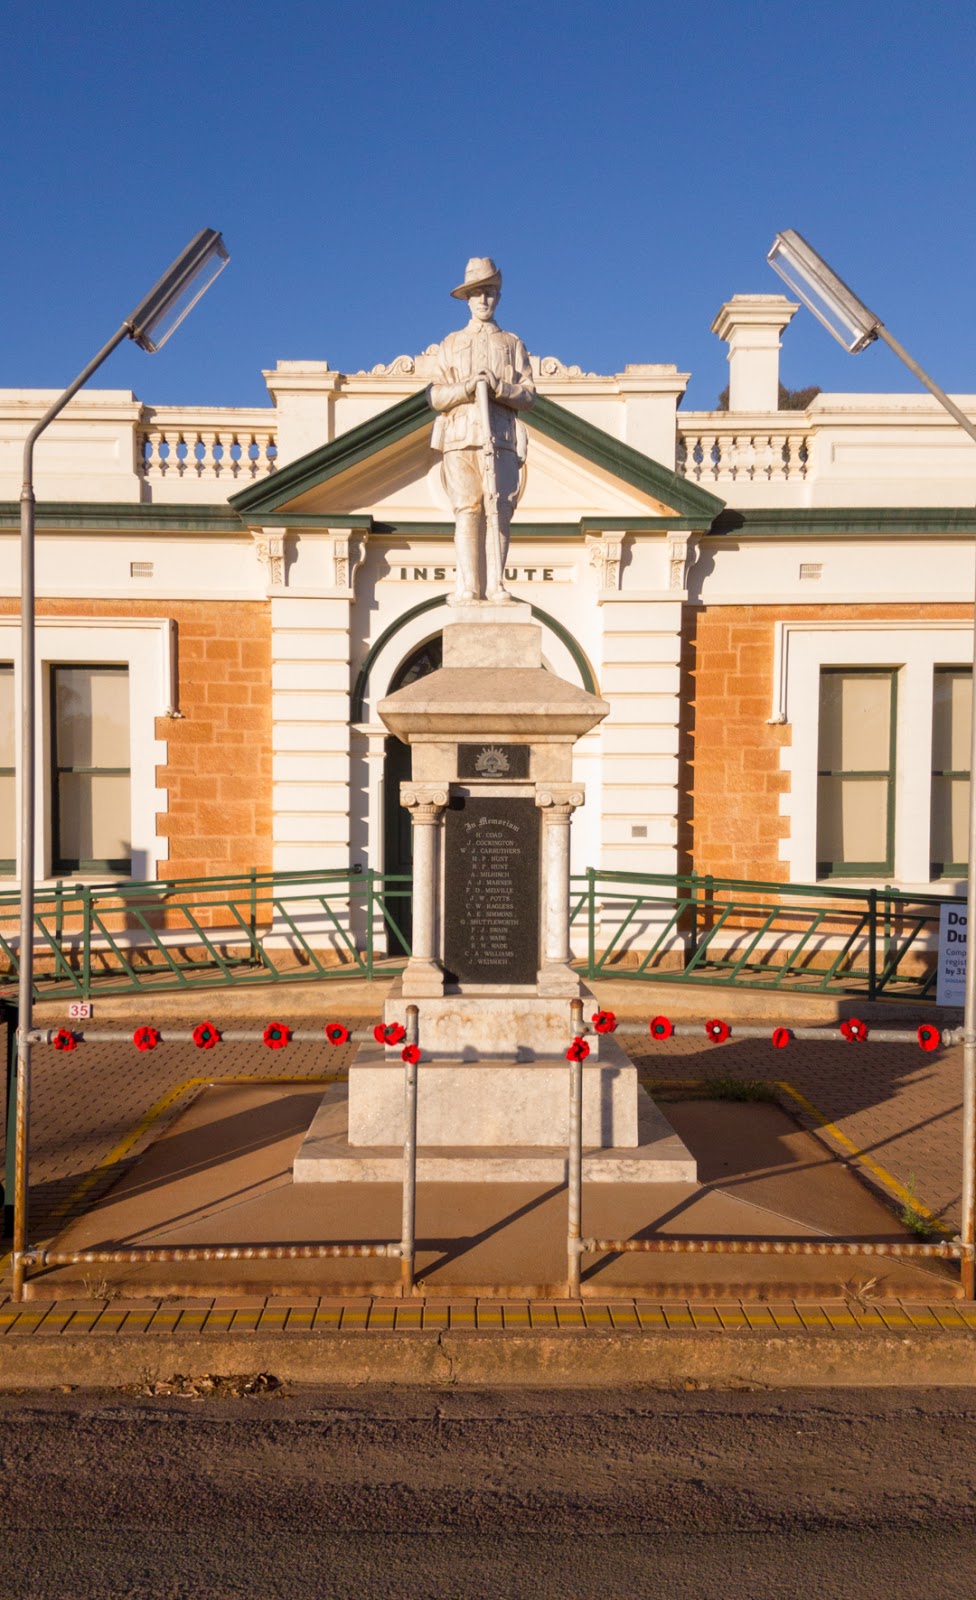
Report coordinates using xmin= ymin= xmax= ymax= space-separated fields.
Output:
xmin=937 ymin=902 xmax=968 ymax=1008
xmin=388 ymin=564 xmax=569 ymax=582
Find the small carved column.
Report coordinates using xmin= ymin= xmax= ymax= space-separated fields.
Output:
xmin=536 ymin=785 xmax=584 ymax=996
xmin=400 ymin=784 xmax=448 ymax=996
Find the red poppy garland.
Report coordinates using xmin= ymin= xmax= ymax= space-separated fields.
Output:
xmin=705 ymin=1018 xmax=731 ymax=1044
xmin=263 ymin=1022 xmax=290 ymax=1050
xmin=591 ymin=1009 xmax=617 ymax=1034
xmin=324 ymin=1023 xmax=350 ymax=1046
xmin=649 ymin=1015 xmax=673 ymax=1041
xmin=192 ymin=1021 xmax=221 ymax=1050
xmin=401 ymin=1043 xmax=421 ymax=1065
xmin=839 ymin=1018 xmax=869 ymax=1043
xmin=771 ymin=1027 xmax=791 ymax=1049
xmin=566 ymin=1036 xmax=591 ymax=1063
xmin=917 ymin=1023 xmax=941 ymax=1053
xmin=52 ymin=1028 xmax=77 ymax=1052
xmin=133 ymin=1025 xmax=160 ymax=1051
xmin=374 ymin=1022 xmax=406 ymax=1045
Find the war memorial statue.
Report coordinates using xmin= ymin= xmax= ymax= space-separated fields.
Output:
xmin=427 ymin=256 xmax=536 ymax=603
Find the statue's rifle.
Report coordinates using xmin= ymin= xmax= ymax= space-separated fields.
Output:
xmin=476 ymin=376 xmax=503 ymax=598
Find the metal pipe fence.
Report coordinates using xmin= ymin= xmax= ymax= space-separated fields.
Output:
xmin=7 ymin=1001 xmax=974 ymax=1303
xmin=565 ymin=1014 xmax=975 ymax=1298
xmin=11 ymin=1006 xmax=420 ymax=1301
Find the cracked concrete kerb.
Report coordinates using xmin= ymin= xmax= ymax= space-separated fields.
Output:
xmin=3 ymin=1328 xmax=976 ymax=1391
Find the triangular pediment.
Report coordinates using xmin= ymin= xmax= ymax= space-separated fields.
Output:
xmin=230 ymin=392 xmax=724 ymax=526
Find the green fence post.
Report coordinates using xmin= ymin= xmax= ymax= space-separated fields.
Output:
xmin=867 ymin=887 xmax=878 ymax=1001
xmin=587 ymin=868 xmax=596 ymax=978
xmin=366 ymin=869 xmax=375 ymax=980
xmin=54 ymin=880 xmax=64 ymax=945
xmin=688 ymin=872 xmax=699 ymax=963
xmin=249 ymin=866 xmax=257 ymax=941
xmin=81 ymin=884 xmax=92 ymax=1000
xmin=3 ymin=998 xmax=16 ymax=1236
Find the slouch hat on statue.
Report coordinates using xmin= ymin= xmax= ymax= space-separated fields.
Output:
xmin=451 ymin=257 xmax=502 ymax=299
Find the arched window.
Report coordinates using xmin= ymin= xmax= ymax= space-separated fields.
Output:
xmin=384 ymin=635 xmax=444 ymax=939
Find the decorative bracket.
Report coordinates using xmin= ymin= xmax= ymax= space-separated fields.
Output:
xmin=666 ymin=530 xmax=701 ymax=592
xmin=585 ymin=533 xmax=624 ymax=592
xmin=328 ymin=528 xmax=367 ymax=594
xmin=250 ymin=527 xmax=287 ymax=588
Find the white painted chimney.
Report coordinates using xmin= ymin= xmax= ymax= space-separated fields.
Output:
xmin=710 ymin=294 xmax=799 ymax=412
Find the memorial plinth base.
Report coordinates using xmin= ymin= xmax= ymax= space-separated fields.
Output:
xmin=384 ymin=976 xmax=606 ymax=1061
xmin=349 ymin=1038 xmax=635 ymax=1145
xmin=293 ymin=1075 xmax=697 ymax=1185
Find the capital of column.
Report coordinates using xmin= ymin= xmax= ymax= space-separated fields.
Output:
xmin=536 ymin=785 xmax=585 ymax=818
xmin=400 ymin=783 xmax=448 ymax=820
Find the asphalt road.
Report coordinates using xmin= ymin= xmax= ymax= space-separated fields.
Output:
xmin=2 ymin=1385 xmax=975 ymax=1598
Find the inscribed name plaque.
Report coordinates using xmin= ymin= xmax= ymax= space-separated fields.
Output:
xmin=444 ymin=796 xmax=540 ymax=985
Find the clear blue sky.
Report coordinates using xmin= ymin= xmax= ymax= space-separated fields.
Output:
xmin=4 ymin=0 xmax=975 ymax=414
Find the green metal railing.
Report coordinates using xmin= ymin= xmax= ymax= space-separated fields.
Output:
xmin=0 ymin=868 xmax=412 ymax=1001
xmin=0 ymin=864 xmax=956 ymax=1003
xmin=570 ymin=869 xmax=948 ymax=1002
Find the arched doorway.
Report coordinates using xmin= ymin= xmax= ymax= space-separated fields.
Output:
xmin=383 ymin=634 xmax=443 ymax=941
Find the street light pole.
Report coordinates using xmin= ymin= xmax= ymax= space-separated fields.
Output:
xmin=10 ymin=231 xmax=229 ymax=1300
xmin=768 ymin=230 xmax=976 ymax=1298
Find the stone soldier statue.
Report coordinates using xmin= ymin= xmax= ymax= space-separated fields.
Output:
xmin=427 ymin=257 xmax=536 ymax=602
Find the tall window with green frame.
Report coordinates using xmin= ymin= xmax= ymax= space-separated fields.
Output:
xmin=817 ymin=668 xmax=896 ymax=877
xmin=51 ymin=665 xmax=131 ymax=874
xmin=0 ymin=664 xmax=14 ymax=874
xmin=931 ymin=666 xmax=971 ymax=878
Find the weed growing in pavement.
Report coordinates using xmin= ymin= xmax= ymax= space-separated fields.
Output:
xmin=81 ymin=1276 xmax=110 ymax=1300
xmin=706 ymin=1075 xmax=778 ymax=1104
xmin=899 ymin=1172 xmax=936 ymax=1239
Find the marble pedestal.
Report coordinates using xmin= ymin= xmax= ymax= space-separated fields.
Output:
xmin=293 ymin=602 xmax=695 ymax=1186
xmin=293 ymin=1078 xmax=697 ymax=1185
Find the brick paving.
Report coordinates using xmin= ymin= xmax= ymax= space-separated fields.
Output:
xmin=1 ymin=1009 xmax=363 ymax=1236
xmin=3 ymin=1293 xmax=975 ymax=1337
xmin=628 ymin=1029 xmax=962 ymax=1231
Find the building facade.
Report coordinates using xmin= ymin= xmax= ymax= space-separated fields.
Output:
xmin=1 ymin=292 xmax=974 ymax=959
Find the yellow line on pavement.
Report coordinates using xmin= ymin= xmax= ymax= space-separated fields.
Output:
xmin=43 ymin=1073 xmax=342 ymax=1228
xmin=638 ymin=1072 xmax=951 ymax=1236
xmin=776 ymin=1079 xmax=951 ymax=1236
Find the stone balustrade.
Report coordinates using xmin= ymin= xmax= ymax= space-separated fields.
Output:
xmin=676 ymin=418 xmax=810 ymax=485
xmin=138 ymin=410 xmax=278 ymax=484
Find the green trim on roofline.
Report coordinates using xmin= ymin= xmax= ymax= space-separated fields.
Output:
xmin=0 ymin=502 xmax=249 ymax=533
xmin=230 ymin=392 xmax=433 ymax=514
xmin=350 ymin=593 xmax=597 ymax=722
xmin=528 ymin=394 xmax=725 ymax=519
xmin=240 ymin=512 xmax=375 ymax=529
xmin=228 ymin=389 xmax=726 ymax=522
xmin=3 ymin=498 xmax=974 ymax=542
xmin=710 ymin=506 xmax=976 ymax=538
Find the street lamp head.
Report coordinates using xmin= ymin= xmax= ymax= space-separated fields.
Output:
xmin=126 ymin=228 xmax=230 ymax=353
xmin=767 ymin=229 xmax=879 ymax=354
